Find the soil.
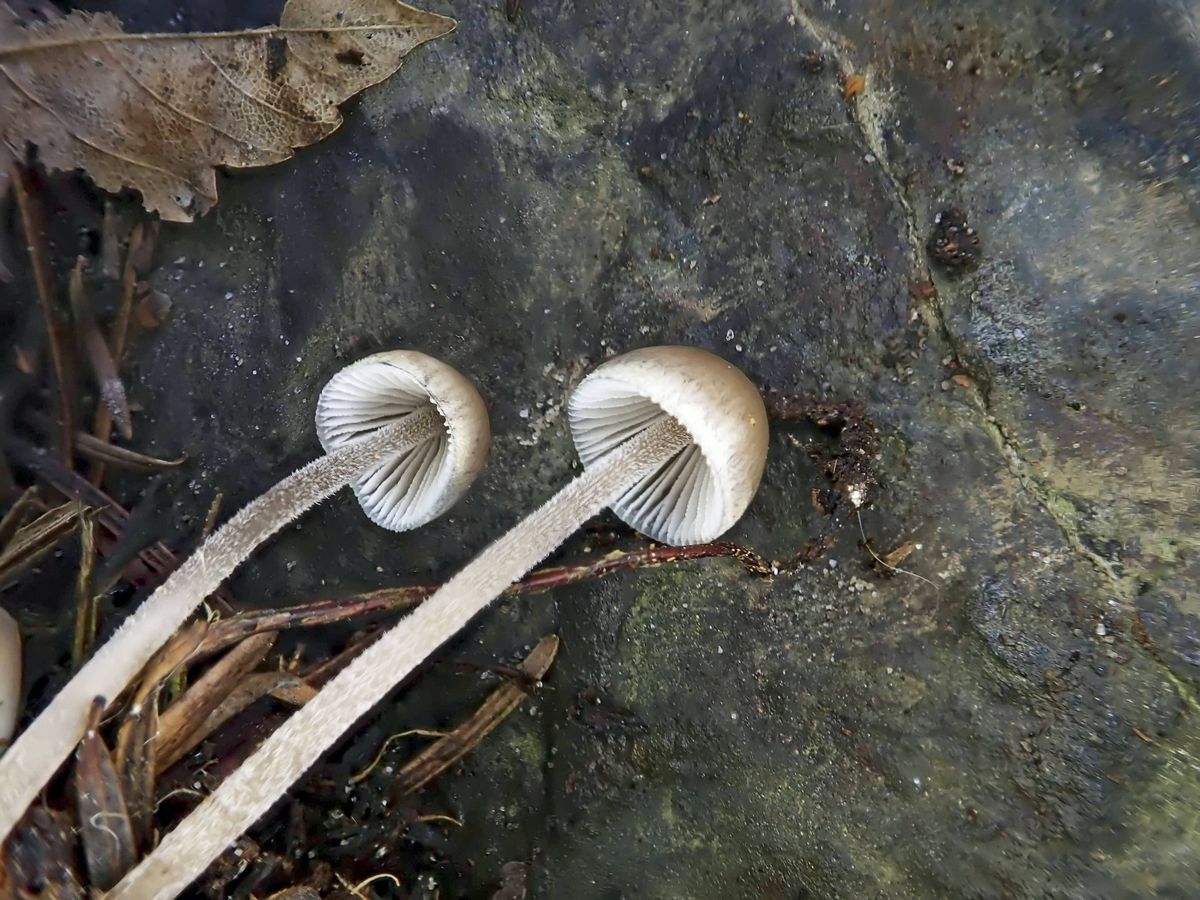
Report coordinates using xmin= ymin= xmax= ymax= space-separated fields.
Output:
xmin=3 ymin=0 xmax=1199 ymax=897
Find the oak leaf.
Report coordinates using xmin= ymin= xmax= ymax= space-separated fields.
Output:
xmin=0 ymin=0 xmax=455 ymax=221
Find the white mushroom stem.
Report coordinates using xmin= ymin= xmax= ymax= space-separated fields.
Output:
xmin=0 ymin=405 xmax=442 ymax=843
xmin=111 ymin=417 xmax=692 ymax=900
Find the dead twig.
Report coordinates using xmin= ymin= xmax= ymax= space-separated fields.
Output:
xmin=10 ymin=162 xmax=73 ymax=466
xmin=0 ymin=304 xmax=46 ymax=499
xmin=114 ymin=621 xmax=208 ymax=851
xmin=157 ymin=671 xmax=314 ymax=775
xmin=26 ymin=408 xmax=186 ymax=471
xmin=154 ymin=633 xmax=278 ymax=771
xmin=89 ymin=221 xmax=151 ymax=487
xmin=198 ymin=542 xmax=772 ymax=656
xmin=391 ymin=635 xmax=559 ymax=796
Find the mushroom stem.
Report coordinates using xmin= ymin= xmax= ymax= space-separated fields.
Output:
xmin=0 ymin=405 xmax=442 ymax=843
xmin=110 ymin=417 xmax=692 ymax=900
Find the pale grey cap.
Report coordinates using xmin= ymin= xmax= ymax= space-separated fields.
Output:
xmin=568 ymin=346 xmax=768 ymax=545
xmin=316 ymin=351 xmax=491 ymax=531
xmin=0 ymin=608 xmax=20 ymax=745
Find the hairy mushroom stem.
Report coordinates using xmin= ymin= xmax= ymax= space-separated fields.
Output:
xmin=110 ymin=414 xmax=693 ymax=899
xmin=0 ymin=405 xmax=443 ymax=842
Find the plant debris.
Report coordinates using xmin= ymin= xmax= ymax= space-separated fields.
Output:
xmin=155 ymin=633 xmax=277 ymax=772
xmin=72 ymin=699 xmax=137 ymax=890
xmin=68 ymin=257 xmax=132 ymax=440
xmin=843 ymin=73 xmax=866 ymax=98
xmin=8 ymin=163 xmax=72 ymax=463
xmin=390 ymin=635 xmax=560 ymax=796
xmin=0 ymin=1 xmax=456 ymax=221
xmin=70 ymin=508 xmax=99 ymax=668
xmin=927 ymin=207 xmax=982 ymax=272
xmin=0 ymin=500 xmax=81 ymax=584
xmin=0 ymin=807 xmax=84 ymax=898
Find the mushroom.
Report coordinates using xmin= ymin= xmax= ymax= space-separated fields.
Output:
xmin=0 ymin=351 xmax=490 ymax=843
xmin=0 ymin=608 xmax=20 ymax=748
xmin=112 ymin=346 xmax=768 ymax=899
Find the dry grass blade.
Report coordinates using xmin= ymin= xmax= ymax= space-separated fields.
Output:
xmin=0 ymin=500 xmax=81 ymax=583
xmin=0 ymin=1 xmax=457 ymax=221
xmin=70 ymin=507 xmax=99 ymax=668
xmin=154 ymin=633 xmax=277 ymax=771
xmin=392 ymin=635 xmax=560 ymax=797
xmin=72 ymin=698 xmax=137 ymax=890
xmin=0 ymin=486 xmax=40 ymax=547
xmin=157 ymin=671 xmax=314 ymax=774
xmin=69 ymin=257 xmax=132 ymax=440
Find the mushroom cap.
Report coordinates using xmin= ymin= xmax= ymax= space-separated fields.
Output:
xmin=0 ymin=607 xmax=20 ymax=744
xmin=568 ymin=346 xmax=768 ymax=545
xmin=316 ymin=351 xmax=491 ymax=532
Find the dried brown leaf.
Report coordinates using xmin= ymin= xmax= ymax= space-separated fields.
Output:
xmin=72 ymin=698 xmax=136 ymax=890
xmin=0 ymin=1 xmax=456 ymax=221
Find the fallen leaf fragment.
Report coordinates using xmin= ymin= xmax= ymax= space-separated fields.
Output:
xmin=0 ymin=0 xmax=456 ymax=221
xmin=73 ymin=699 xmax=137 ymax=890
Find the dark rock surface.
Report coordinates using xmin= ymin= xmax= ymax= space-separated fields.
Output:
xmin=10 ymin=0 xmax=1200 ymax=896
